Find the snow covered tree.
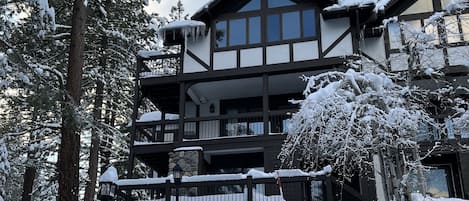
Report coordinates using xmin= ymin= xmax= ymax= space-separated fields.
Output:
xmin=280 ymin=1 xmax=468 ymax=200
xmin=82 ymin=0 xmax=157 ymax=200
xmin=278 ymin=69 xmax=434 ymax=199
xmin=57 ymin=0 xmax=87 ymax=200
xmin=169 ymin=0 xmax=189 ymax=22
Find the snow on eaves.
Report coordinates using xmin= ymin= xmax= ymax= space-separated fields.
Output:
xmin=136 ymin=111 xmax=179 ymax=123
xmin=159 ymin=20 xmax=205 ymax=30
xmin=158 ymin=20 xmax=206 ymax=41
xmin=100 ymin=166 xmax=118 ymax=182
xmin=193 ymin=0 xmax=217 ymax=17
xmin=324 ymin=0 xmax=391 ymax=12
xmin=114 ymin=166 xmax=332 ymax=186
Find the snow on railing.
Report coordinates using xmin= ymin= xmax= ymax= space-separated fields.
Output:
xmin=114 ymin=165 xmax=332 ymax=186
xmin=324 ymin=0 xmax=390 ymax=12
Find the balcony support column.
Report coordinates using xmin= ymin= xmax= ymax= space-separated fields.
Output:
xmin=178 ymin=82 xmax=186 ymax=143
xmin=263 ymin=74 xmax=269 ymax=136
xmin=127 ymin=56 xmax=143 ymax=180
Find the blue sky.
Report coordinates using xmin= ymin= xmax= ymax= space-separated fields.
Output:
xmin=145 ymin=0 xmax=212 ymax=18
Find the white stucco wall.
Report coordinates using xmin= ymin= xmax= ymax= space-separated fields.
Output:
xmin=213 ymin=51 xmax=237 ymax=70
xmin=240 ymin=48 xmax=263 ymax=67
xmin=325 ymin=33 xmax=353 ymax=58
xmin=320 ymin=15 xmax=350 ymax=52
xmin=293 ymin=41 xmax=319 ymax=62
xmin=361 ymin=36 xmax=387 ymax=65
xmin=266 ymin=44 xmax=290 ymax=65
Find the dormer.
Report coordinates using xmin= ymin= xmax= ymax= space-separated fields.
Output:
xmin=183 ymin=0 xmax=355 ymax=74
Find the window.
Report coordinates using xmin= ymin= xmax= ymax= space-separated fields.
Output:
xmin=239 ymin=0 xmax=261 ymax=12
xmin=216 ymin=21 xmax=227 ymax=48
xmin=388 ymin=23 xmax=402 ymax=49
xmin=267 ymin=9 xmax=317 ymax=42
xmin=216 ymin=17 xmax=262 ymax=48
xmin=303 ymin=10 xmax=317 ymax=37
xmin=283 ymin=12 xmax=301 ymax=40
xmin=229 ymin=19 xmax=247 ymax=46
xmin=249 ymin=17 xmax=261 ymax=44
xmin=410 ymin=166 xmax=455 ymax=198
xmin=268 ymin=0 xmax=295 ymax=8
xmin=268 ymin=14 xmax=281 ymax=42
xmin=214 ymin=0 xmax=318 ymax=49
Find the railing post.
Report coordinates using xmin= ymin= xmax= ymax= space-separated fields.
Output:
xmin=262 ymin=74 xmax=269 ymax=136
xmin=326 ymin=176 xmax=335 ymax=201
xmin=160 ymin=112 xmax=166 ymax=142
xmin=165 ymin=179 xmax=171 ymax=201
xmin=178 ymin=82 xmax=186 ymax=143
xmin=247 ymin=176 xmax=253 ymax=201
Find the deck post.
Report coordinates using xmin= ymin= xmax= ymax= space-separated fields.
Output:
xmin=247 ymin=176 xmax=253 ymax=201
xmin=326 ymin=176 xmax=335 ymax=201
xmin=262 ymin=74 xmax=269 ymax=136
xmin=160 ymin=111 xmax=166 ymax=142
xmin=165 ymin=179 xmax=171 ymax=201
xmin=178 ymin=82 xmax=186 ymax=143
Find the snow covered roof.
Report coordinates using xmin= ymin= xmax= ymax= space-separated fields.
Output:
xmin=324 ymin=0 xmax=391 ymax=12
xmin=100 ymin=166 xmax=118 ymax=182
xmin=114 ymin=166 xmax=332 ymax=186
xmin=157 ymin=20 xmax=206 ymax=41
xmin=136 ymin=111 xmax=179 ymax=123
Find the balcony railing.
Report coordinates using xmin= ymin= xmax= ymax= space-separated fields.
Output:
xmin=139 ymin=53 xmax=181 ymax=78
xmin=114 ymin=172 xmax=341 ymax=201
xmin=134 ymin=109 xmax=294 ymax=144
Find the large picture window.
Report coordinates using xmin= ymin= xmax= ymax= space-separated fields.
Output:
xmin=214 ymin=0 xmax=318 ymax=49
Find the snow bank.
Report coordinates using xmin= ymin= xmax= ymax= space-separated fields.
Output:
xmin=100 ymin=166 xmax=118 ymax=182
xmin=137 ymin=111 xmax=179 ymax=122
xmin=411 ymin=193 xmax=469 ymax=201
xmin=324 ymin=0 xmax=391 ymax=12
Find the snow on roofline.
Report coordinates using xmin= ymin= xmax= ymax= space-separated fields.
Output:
xmin=324 ymin=0 xmax=391 ymax=12
xmin=114 ymin=165 xmax=332 ymax=186
xmin=159 ymin=20 xmax=205 ymax=31
xmin=193 ymin=0 xmax=217 ymax=18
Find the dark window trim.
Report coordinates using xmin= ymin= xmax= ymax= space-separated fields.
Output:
xmin=211 ymin=1 xmax=319 ymax=52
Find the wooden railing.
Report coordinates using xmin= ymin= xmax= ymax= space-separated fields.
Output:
xmin=138 ymin=53 xmax=181 ymax=78
xmin=115 ymin=174 xmax=335 ymax=201
xmin=134 ymin=109 xmax=294 ymax=144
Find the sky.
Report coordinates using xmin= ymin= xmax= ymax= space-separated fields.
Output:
xmin=145 ymin=0 xmax=212 ymax=18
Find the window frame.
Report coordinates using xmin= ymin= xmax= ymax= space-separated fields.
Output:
xmin=212 ymin=0 xmax=319 ymax=52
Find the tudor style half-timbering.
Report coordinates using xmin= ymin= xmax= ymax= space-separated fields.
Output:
xmin=123 ymin=0 xmax=469 ymax=200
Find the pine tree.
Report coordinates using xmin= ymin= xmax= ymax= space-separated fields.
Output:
xmin=57 ymin=0 xmax=87 ymax=200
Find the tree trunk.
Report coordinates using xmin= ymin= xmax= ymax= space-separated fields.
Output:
xmin=57 ymin=0 xmax=87 ymax=200
xmin=84 ymin=35 xmax=107 ymax=201
xmin=21 ymin=167 xmax=36 ymax=201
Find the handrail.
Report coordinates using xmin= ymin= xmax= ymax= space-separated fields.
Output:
xmin=135 ymin=109 xmax=296 ymax=126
